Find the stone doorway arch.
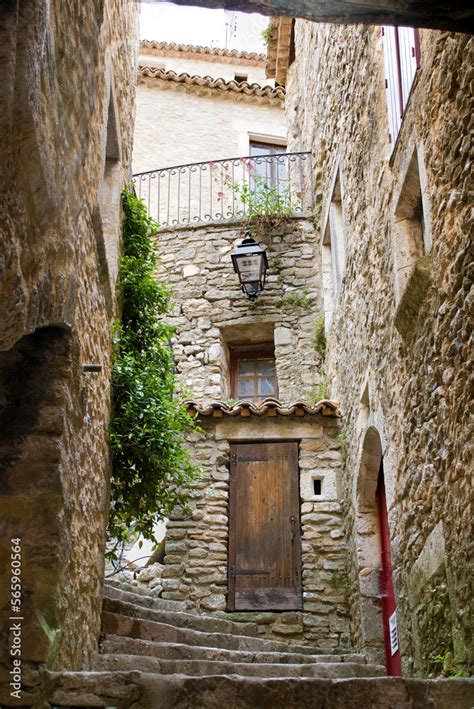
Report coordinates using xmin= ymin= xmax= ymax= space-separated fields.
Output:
xmin=354 ymin=426 xmax=386 ymax=665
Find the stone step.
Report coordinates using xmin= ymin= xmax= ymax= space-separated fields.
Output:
xmin=22 ymin=671 xmax=474 ymax=709
xmin=103 ymin=596 xmax=261 ymax=638
xmin=100 ymin=635 xmax=367 ymax=666
xmin=93 ymin=652 xmax=386 ymax=678
xmin=102 ymin=611 xmax=337 ymax=655
xmin=104 ymin=579 xmax=187 ymax=611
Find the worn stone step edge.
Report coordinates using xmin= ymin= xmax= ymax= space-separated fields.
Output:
xmin=100 ymin=635 xmax=367 ymax=666
xmin=104 ymin=579 xmax=187 ymax=610
xmin=93 ymin=652 xmax=386 ymax=679
xmin=6 ymin=671 xmax=474 ymax=709
xmin=104 ymin=582 xmax=187 ymax=612
xmin=103 ymin=596 xmax=261 ymax=638
xmin=102 ymin=611 xmax=336 ymax=655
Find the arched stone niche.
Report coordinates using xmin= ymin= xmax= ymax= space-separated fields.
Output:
xmin=0 ymin=326 xmax=87 ymax=670
xmin=354 ymin=426 xmax=385 ymax=664
xmin=0 ymin=326 xmax=105 ymax=671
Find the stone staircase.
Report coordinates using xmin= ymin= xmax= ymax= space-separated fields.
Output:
xmin=96 ymin=579 xmax=383 ymax=681
xmin=19 ymin=579 xmax=474 ymax=708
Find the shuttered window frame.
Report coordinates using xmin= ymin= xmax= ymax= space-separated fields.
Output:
xmin=382 ymin=26 xmax=421 ymax=149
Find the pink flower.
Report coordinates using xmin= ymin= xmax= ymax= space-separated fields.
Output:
xmin=216 ymin=191 xmax=224 ymax=201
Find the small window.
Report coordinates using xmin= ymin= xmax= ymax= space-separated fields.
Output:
xmin=249 ymin=141 xmax=286 ymax=157
xmin=321 ymin=171 xmax=345 ymax=332
xmin=382 ymin=26 xmax=420 ymax=146
xmin=249 ymin=140 xmax=287 ymax=188
xmin=392 ymin=146 xmax=432 ymax=339
xmin=313 ymin=478 xmax=322 ymax=496
xmin=392 ymin=148 xmax=429 ymax=303
xmin=234 ymin=72 xmax=248 ymax=83
xmin=229 ymin=342 xmax=278 ymax=402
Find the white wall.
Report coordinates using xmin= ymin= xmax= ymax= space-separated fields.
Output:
xmin=133 ymin=82 xmax=286 ymax=173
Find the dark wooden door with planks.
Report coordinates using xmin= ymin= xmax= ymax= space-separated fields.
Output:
xmin=228 ymin=441 xmax=302 ymax=611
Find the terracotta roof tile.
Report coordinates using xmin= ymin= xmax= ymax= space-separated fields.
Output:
xmin=186 ymin=397 xmax=340 ymax=418
xmin=138 ymin=65 xmax=285 ymax=101
xmin=140 ymin=40 xmax=266 ymax=63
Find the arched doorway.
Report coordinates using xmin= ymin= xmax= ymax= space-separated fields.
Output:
xmin=356 ymin=426 xmax=401 ymax=675
xmin=376 ymin=460 xmax=402 ymax=676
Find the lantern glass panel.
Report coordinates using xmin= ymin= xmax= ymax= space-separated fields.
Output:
xmin=235 ymin=254 xmax=262 ymax=284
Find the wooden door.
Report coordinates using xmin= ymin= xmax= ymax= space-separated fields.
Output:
xmin=228 ymin=441 xmax=302 ymax=611
xmin=376 ymin=462 xmax=402 ymax=676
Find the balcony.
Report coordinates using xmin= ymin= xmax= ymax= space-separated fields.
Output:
xmin=133 ymin=151 xmax=313 ymax=229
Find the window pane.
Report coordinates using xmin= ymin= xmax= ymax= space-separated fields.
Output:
xmin=257 ymin=359 xmax=277 ymax=397
xmin=238 ymin=378 xmax=257 ymax=397
xmin=239 ymin=360 xmax=257 ymax=376
xmin=259 ymin=377 xmax=277 ymax=396
xmin=258 ymin=359 xmax=276 ymax=376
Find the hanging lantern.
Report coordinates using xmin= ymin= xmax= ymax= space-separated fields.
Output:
xmin=231 ymin=229 xmax=268 ymax=299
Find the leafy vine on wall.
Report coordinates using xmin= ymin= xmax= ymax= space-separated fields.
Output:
xmin=107 ymin=189 xmax=200 ymax=556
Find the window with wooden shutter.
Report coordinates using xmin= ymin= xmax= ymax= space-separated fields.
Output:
xmin=382 ymin=26 xmax=420 ymax=147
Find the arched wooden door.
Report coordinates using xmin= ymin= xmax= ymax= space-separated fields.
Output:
xmin=376 ymin=461 xmax=402 ymax=676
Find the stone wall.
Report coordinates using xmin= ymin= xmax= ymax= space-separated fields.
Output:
xmin=162 ymin=414 xmax=351 ymax=651
xmin=0 ymin=0 xmax=138 ymax=689
xmin=154 ymin=217 xmax=351 ymax=648
xmin=285 ymin=23 xmax=473 ymax=674
xmin=158 ymin=218 xmax=323 ymax=403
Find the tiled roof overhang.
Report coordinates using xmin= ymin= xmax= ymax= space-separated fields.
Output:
xmin=137 ymin=65 xmax=285 ymax=101
xmin=186 ymin=397 xmax=340 ymax=418
xmin=140 ymin=40 xmax=266 ymax=64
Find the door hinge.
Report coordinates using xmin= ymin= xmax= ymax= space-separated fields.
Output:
xmin=230 ymin=566 xmax=271 ymax=578
xmin=237 ymin=455 xmax=268 ymax=462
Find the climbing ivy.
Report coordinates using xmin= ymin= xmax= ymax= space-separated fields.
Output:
xmin=108 ymin=189 xmax=200 ymax=555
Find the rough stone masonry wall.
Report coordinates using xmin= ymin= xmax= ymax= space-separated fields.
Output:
xmin=0 ymin=0 xmax=138 ymax=687
xmin=164 ymin=415 xmax=350 ymax=651
xmin=155 ymin=218 xmax=351 ymax=648
xmin=286 ymin=24 xmax=473 ymax=674
xmin=158 ymin=218 xmax=323 ymax=404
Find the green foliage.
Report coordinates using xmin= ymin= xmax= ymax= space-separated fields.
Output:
xmin=278 ymin=286 xmax=312 ymax=309
xmin=37 ymin=612 xmax=62 ymax=669
xmin=313 ymin=313 xmax=326 ymax=357
xmin=432 ymin=651 xmax=468 ymax=678
xmin=307 ymin=381 xmax=330 ymax=404
xmin=231 ymin=175 xmax=293 ymax=223
xmin=108 ymin=190 xmax=200 ymax=554
xmin=271 ymin=256 xmax=283 ymax=272
xmin=337 ymin=432 xmax=348 ymax=451
xmin=330 ymin=568 xmax=350 ymax=592
xmin=261 ymin=25 xmax=273 ymax=44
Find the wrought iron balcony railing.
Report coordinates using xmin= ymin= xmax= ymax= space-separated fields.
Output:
xmin=133 ymin=151 xmax=313 ymax=229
